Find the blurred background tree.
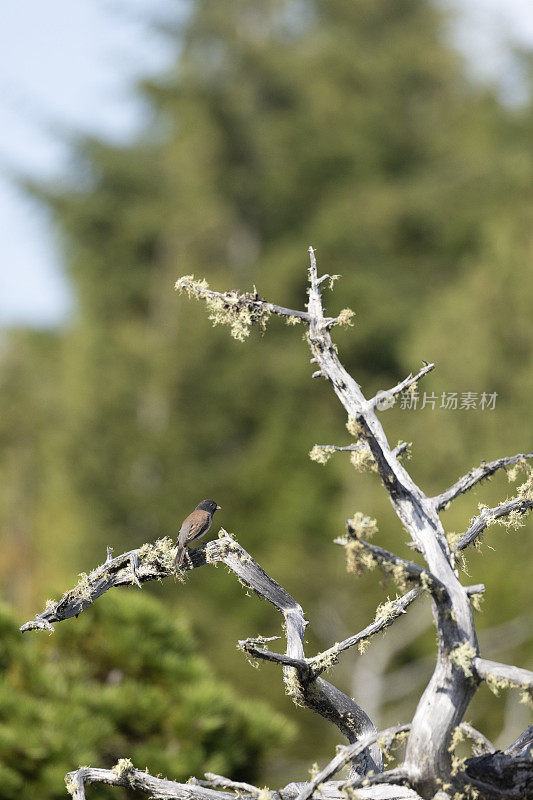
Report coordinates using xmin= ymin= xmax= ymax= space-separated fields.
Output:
xmin=0 ymin=0 xmax=531 ymax=792
xmin=0 ymin=591 xmax=291 ymax=799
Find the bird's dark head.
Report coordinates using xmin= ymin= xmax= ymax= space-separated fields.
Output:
xmin=196 ymin=499 xmax=221 ymax=515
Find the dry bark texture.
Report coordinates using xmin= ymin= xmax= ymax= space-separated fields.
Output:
xmin=22 ymin=250 xmax=533 ymax=800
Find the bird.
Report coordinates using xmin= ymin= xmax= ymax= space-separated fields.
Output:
xmin=174 ymin=499 xmax=221 ymax=570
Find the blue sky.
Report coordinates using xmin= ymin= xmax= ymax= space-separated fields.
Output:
xmin=1 ymin=0 xmax=533 ymax=328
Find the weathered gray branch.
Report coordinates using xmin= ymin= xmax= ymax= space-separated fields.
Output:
xmin=456 ymin=496 xmax=533 ymax=552
xmin=199 ymin=774 xmax=265 ymax=795
xmin=66 ymin=763 xmax=241 ymax=800
xmin=240 ymin=588 xmax=421 ymax=678
xmin=295 ymin=725 xmax=411 ymax=800
xmin=20 ymin=540 xmax=177 ymax=632
xmin=370 ymin=362 xmax=435 ymax=410
xmin=474 ymin=657 xmax=533 ymax=691
xmin=23 ymin=531 xmax=382 ymax=775
xmin=505 ymin=725 xmax=533 ymax=758
xmin=335 ymin=533 xmax=448 ymax=599
xmin=66 ymin=762 xmax=422 ymax=800
xmin=459 ymin=723 xmax=495 ymax=755
xmin=174 ymin=278 xmax=341 ymax=328
xmin=434 ymin=453 xmax=533 ymax=511
xmin=311 ymin=441 xmax=409 ymax=462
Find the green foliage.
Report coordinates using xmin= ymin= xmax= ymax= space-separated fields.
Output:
xmin=0 ymin=593 xmax=292 ymax=799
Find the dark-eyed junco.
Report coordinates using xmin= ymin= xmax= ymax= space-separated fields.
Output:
xmin=174 ymin=499 xmax=221 ymax=570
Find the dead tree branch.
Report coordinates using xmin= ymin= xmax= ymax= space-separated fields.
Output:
xmin=370 ymin=362 xmax=435 ymax=410
xmin=24 ymin=248 xmax=533 ymax=800
xmin=295 ymin=725 xmax=411 ymax=800
xmin=23 ymin=531 xmax=382 ymax=775
xmin=456 ymin=497 xmax=533 ymax=552
xmin=434 ymin=453 xmax=533 ymax=511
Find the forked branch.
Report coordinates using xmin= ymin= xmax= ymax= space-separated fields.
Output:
xmin=456 ymin=496 xmax=533 ymax=552
xmin=434 ymin=453 xmax=533 ymax=511
xmin=23 ymin=530 xmax=382 ymax=775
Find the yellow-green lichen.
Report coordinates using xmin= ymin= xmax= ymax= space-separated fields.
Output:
xmin=350 ymin=445 xmax=377 ymax=473
xmin=507 ymin=460 xmax=527 ymax=483
xmin=112 ymin=758 xmax=134 ymax=779
xmin=374 ymin=595 xmax=404 ymax=622
xmin=175 ymin=276 xmax=271 ymax=341
xmin=138 ymin=537 xmax=175 ymax=570
xmin=347 ymin=512 xmax=378 ymax=539
xmin=381 ymin=561 xmax=410 ymax=593
xmin=377 ymin=729 xmax=409 ymax=766
xmin=283 ymin=666 xmax=305 ymax=706
xmin=396 ymin=441 xmax=412 ymax=462
xmin=309 ymin=644 xmax=340 ymax=674
xmin=470 ymin=593 xmax=484 ymax=612
xmin=346 ymin=416 xmax=364 ymax=438
xmin=450 ymin=642 xmax=476 ymax=678
xmin=337 ymin=308 xmax=355 ymax=327
xmin=517 ymin=468 xmax=533 ymax=500
xmin=344 ymin=539 xmax=377 ymax=576
xmin=309 ymin=445 xmax=335 ymax=464
xmin=520 ymin=688 xmax=533 ymax=708
xmin=74 ymin=573 xmax=92 ymax=601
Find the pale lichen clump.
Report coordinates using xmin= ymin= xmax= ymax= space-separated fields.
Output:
xmin=396 ymin=440 xmax=412 ymax=462
xmin=347 ymin=512 xmax=379 ymax=539
xmin=374 ymin=595 xmax=402 ymax=622
xmin=485 ymin=673 xmax=532 ymax=704
xmin=285 ymin=315 xmax=302 ymax=325
xmin=112 ymin=758 xmax=134 ymax=779
xmin=470 ymin=592 xmax=484 ymax=612
xmin=175 ymin=274 xmax=209 ymax=298
xmin=343 ymin=513 xmax=379 ymax=576
xmin=175 ymin=275 xmax=271 ymax=341
xmin=377 ymin=728 xmax=409 ymax=766
xmin=74 ymin=572 xmax=92 ymax=602
xmin=344 ymin=539 xmax=377 ymax=576
xmin=517 ymin=467 xmax=533 ymax=501
xmin=350 ymin=445 xmax=377 ymax=473
xmin=446 ymin=530 xmax=463 ymax=551
xmin=206 ymin=532 xmax=241 ymax=563
xmin=309 ymin=444 xmax=335 ymax=465
xmin=309 ymin=643 xmax=340 ymax=674
xmin=448 ymin=726 xmax=470 ymax=779
xmin=450 ymin=642 xmax=477 ymax=678
xmin=448 ymin=724 xmax=466 ymax=754
xmin=485 ymin=674 xmax=511 ymax=696
xmin=520 ymin=688 xmax=533 ymax=708
xmin=507 ymin=458 xmax=528 ymax=483
xmin=346 ymin=416 xmax=364 ymax=438
xmin=283 ymin=666 xmax=306 ymax=707
xmin=357 ymin=639 xmax=370 ymax=655
xmin=138 ymin=537 xmax=175 ymax=571
xmin=381 ymin=562 xmax=410 ymax=593
xmin=257 ymin=788 xmax=274 ymax=800
xmin=336 ymin=307 xmax=355 ymax=327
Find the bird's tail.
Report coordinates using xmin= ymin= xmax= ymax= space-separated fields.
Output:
xmin=174 ymin=544 xmax=186 ymax=571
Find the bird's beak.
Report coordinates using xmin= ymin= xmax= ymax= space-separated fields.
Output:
xmin=216 ymin=505 xmax=222 ymax=510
